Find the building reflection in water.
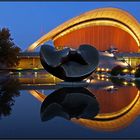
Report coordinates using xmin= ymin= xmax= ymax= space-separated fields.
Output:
xmin=1 ymin=73 xmax=140 ymax=132
xmin=72 ymin=86 xmax=140 ymax=132
xmin=0 ymin=76 xmax=20 ymax=119
xmin=28 ymin=79 xmax=140 ymax=132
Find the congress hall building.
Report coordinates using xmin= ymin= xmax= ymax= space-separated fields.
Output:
xmin=17 ymin=7 xmax=140 ymax=71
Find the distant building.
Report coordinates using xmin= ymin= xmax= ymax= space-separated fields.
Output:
xmin=15 ymin=51 xmax=131 ymax=70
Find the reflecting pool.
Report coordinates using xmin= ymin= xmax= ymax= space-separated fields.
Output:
xmin=0 ymin=72 xmax=140 ymax=138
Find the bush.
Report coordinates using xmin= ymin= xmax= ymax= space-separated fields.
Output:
xmin=135 ymin=68 xmax=140 ymax=77
xmin=110 ymin=77 xmax=125 ymax=86
xmin=110 ymin=65 xmax=124 ymax=76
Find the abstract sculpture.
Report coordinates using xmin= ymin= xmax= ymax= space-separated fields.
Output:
xmin=40 ymin=44 xmax=99 ymax=81
xmin=40 ymin=88 xmax=99 ymax=121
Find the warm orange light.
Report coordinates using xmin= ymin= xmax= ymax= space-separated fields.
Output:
xmin=123 ymin=81 xmax=128 ymax=85
xmin=132 ymin=83 xmax=135 ymax=86
xmin=123 ymin=69 xmax=129 ymax=73
xmin=106 ymin=79 xmax=109 ymax=81
xmin=101 ymin=68 xmax=105 ymax=71
xmin=101 ymin=78 xmax=105 ymax=81
xmin=106 ymin=68 xmax=109 ymax=71
xmin=131 ymin=69 xmax=136 ymax=74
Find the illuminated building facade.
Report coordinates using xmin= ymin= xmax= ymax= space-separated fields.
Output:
xmin=27 ymin=8 xmax=140 ymax=52
xmin=15 ymin=7 xmax=140 ymax=70
xmin=27 ymin=83 xmax=140 ymax=132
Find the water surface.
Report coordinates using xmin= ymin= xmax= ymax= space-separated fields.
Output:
xmin=0 ymin=72 xmax=140 ymax=138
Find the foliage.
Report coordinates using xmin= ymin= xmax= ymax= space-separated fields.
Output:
xmin=110 ymin=77 xmax=125 ymax=86
xmin=135 ymin=80 xmax=140 ymax=90
xmin=0 ymin=78 xmax=20 ymax=118
xmin=110 ymin=65 xmax=124 ymax=76
xmin=0 ymin=28 xmax=21 ymax=68
xmin=135 ymin=68 xmax=140 ymax=77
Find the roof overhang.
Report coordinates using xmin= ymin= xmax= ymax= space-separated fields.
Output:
xmin=27 ymin=7 xmax=140 ymax=52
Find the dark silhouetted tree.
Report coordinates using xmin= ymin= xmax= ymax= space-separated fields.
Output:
xmin=0 ymin=28 xmax=21 ymax=68
xmin=0 ymin=78 xmax=20 ymax=118
xmin=135 ymin=68 xmax=140 ymax=78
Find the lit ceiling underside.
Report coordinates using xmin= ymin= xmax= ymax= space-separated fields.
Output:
xmin=27 ymin=8 xmax=140 ymax=52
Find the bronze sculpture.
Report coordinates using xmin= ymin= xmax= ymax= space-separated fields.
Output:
xmin=40 ymin=44 xmax=99 ymax=81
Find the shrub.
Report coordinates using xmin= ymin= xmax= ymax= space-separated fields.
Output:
xmin=135 ymin=68 xmax=140 ymax=77
xmin=110 ymin=65 xmax=124 ymax=76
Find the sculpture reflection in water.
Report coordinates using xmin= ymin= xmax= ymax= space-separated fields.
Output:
xmin=0 ymin=76 xmax=20 ymax=119
xmin=40 ymin=88 xmax=99 ymax=121
xmin=40 ymin=44 xmax=99 ymax=81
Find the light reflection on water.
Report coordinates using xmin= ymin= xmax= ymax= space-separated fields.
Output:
xmin=0 ymin=72 xmax=140 ymax=138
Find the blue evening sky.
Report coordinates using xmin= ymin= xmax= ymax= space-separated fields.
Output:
xmin=0 ymin=2 xmax=140 ymax=51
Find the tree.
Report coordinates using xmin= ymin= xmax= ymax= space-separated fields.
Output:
xmin=0 ymin=28 xmax=21 ymax=68
xmin=0 ymin=78 xmax=20 ymax=119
